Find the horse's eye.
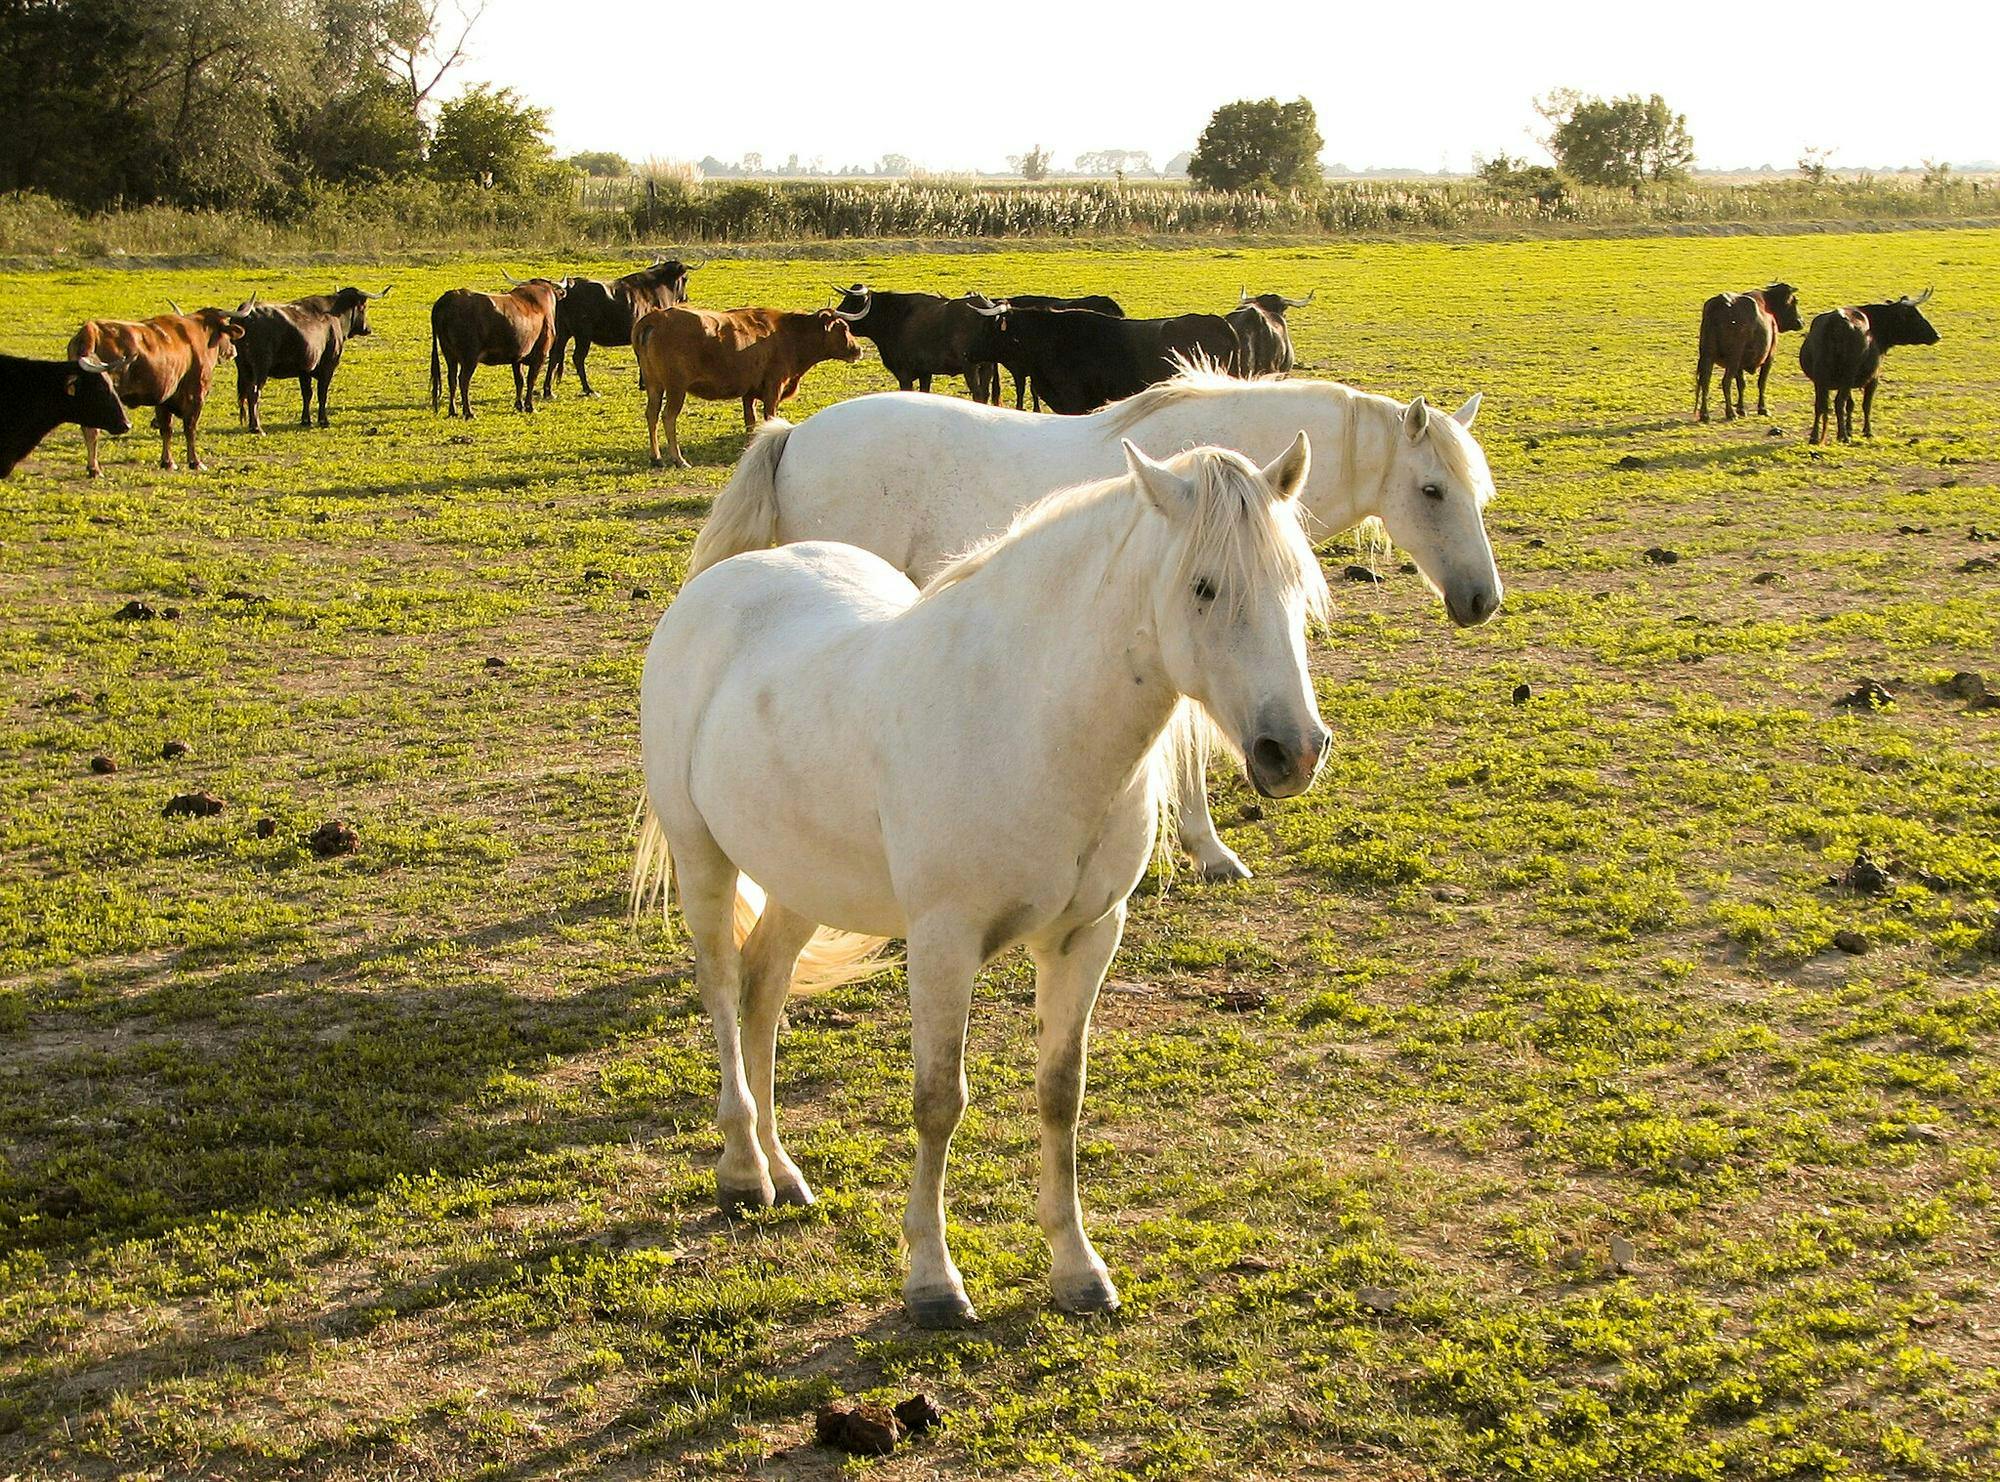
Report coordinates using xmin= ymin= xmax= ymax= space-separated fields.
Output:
xmin=1421 ymin=483 xmax=1443 ymax=501
xmin=1193 ymin=578 xmax=1217 ymax=603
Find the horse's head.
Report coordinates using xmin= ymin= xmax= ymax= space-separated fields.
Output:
xmin=1125 ymin=435 xmax=1331 ymax=799
xmin=1374 ymin=394 xmax=1503 ymax=628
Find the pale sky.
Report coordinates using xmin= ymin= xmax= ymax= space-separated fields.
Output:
xmin=461 ymin=0 xmax=1995 ymax=173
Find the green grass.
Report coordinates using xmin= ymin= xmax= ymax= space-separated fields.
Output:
xmin=1 ymin=229 xmax=1997 ymax=1479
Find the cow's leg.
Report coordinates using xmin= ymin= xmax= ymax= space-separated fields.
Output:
xmin=183 ymin=403 xmax=205 ymax=472
xmin=460 ymin=365 xmax=476 ymax=420
xmin=1810 ymin=385 xmax=1827 ymax=444
xmin=574 ymin=343 xmax=595 ymax=398
xmin=646 ymin=381 xmax=665 ymax=468
xmin=542 ymin=335 xmax=563 ymax=399
xmin=524 ymin=354 xmax=543 ymax=413
xmin=315 ymin=371 xmax=332 ymax=428
xmin=1015 ymin=371 xmax=1029 ymax=412
xmin=245 ymin=380 xmax=264 ymax=435
xmin=918 ymin=374 xmax=934 ymax=393
xmin=82 ymin=425 xmax=102 ymax=478
xmin=741 ymin=393 xmax=758 ymax=433
xmin=1836 ymin=389 xmax=1853 ymax=443
xmin=664 ymin=389 xmax=690 ymax=469
xmin=513 ymin=361 xmax=527 ymax=412
xmin=156 ymin=407 xmax=176 ymax=471
xmin=1696 ymin=354 xmax=1712 ymax=421
xmin=1861 ymin=381 xmax=1876 ymax=439
xmin=1756 ymin=360 xmax=1773 ymax=416
xmin=298 ymin=374 xmax=314 ymax=428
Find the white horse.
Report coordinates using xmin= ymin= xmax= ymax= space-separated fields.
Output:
xmin=635 ymin=436 xmax=1330 ymax=1326
xmin=684 ymin=369 xmax=1502 ymax=881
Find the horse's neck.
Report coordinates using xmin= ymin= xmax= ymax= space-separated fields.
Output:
xmin=1116 ymin=385 xmax=1397 ymax=536
xmin=936 ymin=504 xmax=1180 ymax=803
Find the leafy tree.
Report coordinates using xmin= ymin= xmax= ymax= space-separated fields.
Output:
xmin=1536 ymin=90 xmax=1693 ymax=195
xmin=1797 ymin=145 xmax=1833 ymax=184
xmin=286 ymin=76 xmax=429 ymax=183
xmin=1474 ymin=153 xmax=1566 ymax=207
xmin=566 ymin=150 xmax=631 ymax=177
xmin=1187 ymin=98 xmax=1322 ymax=192
xmin=877 ymin=153 xmax=912 ymax=176
xmin=1075 ymin=148 xmax=1154 ymax=177
xmin=429 ymin=83 xmax=552 ymax=189
xmin=1006 ymin=144 xmax=1053 ymax=181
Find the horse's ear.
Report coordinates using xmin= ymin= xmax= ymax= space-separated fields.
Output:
xmin=1403 ymin=395 xmax=1431 ymax=442
xmin=1259 ymin=430 xmax=1310 ymax=503
xmin=1122 ymin=438 xmax=1192 ymax=519
xmin=1452 ymin=392 xmax=1482 ymax=429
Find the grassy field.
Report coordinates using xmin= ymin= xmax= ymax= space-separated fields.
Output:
xmin=1 ymin=230 xmax=1997 ymax=1479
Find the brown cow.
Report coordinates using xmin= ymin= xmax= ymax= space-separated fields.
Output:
xmin=66 ymin=307 xmax=246 ymax=476
xmin=1695 ymin=282 xmax=1803 ymax=422
xmin=632 ymin=305 xmax=862 ymax=468
xmin=429 ymin=273 xmax=565 ymax=418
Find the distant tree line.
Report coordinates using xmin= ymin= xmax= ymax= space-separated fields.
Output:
xmin=0 ymin=0 xmax=557 ymax=209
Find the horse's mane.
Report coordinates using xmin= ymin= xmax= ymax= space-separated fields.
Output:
xmin=921 ymin=444 xmax=1330 ymax=624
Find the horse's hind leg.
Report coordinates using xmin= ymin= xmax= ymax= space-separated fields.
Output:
xmin=1177 ymin=719 xmax=1250 ymax=882
xmin=903 ymin=918 xmax=984 ymax=1327
xmin=675 ymin=832 xmax=774 ymax=1213
xmin=738 ymin=900 xmax=819 ymax=1207
xmin=1028 ymin=907 xmax=1124 ymax=1316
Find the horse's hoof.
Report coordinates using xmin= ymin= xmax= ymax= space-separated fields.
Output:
xmin=717 ymin=1181 xmax=775 ymax=1216
xmin=770 ymin=1173 xmax=815 ymax=1208
xmin=1053 ymin=1273 xmax=1121 ymax=1316
xmin=905 ymin=1287 xmax=979 ymax=1329
xmin=1198 ymin=856 xmax=1252 ymax=884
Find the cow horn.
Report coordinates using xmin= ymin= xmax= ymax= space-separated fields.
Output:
xmin=76 ymin=354 xmax=110 ymax=372
xmin=1913 ymin=285 xmax=1934 ymax=306
xmin=501 ymin=269 xmax=522 ymax=285
xmin=683 ymin=260 xmax=702 ymax=271
xmin=1286 ymin=290 xmax=1315 ymax=308
xmin=365 ymin=285 xmax=391 ymax=299
xmin=167 ymin=299 xmax=184 ymax=314
xmin=1239 ymin=286 xmax=1252 ymax=305
xmin=969 ymin=299 xmax=1005 ymax=317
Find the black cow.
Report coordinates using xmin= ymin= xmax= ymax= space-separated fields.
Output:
xmin=966 ymin=293 xmax=1126 ymax=408
xmin=963 ymin=305 xmax=1239 ymax=415
xmin=1227 ymin=289 xmax=1312 ymax=378
xmin=1798 ymin=288 xmax=1940 ymax=444
xmin=544 ymin=258 xmax=696 ymax=397
xmin=233 ymin=285 xmax=387 ymax=433
xmin=0 ymin=352 xmax=130 ymax=476
xmin=829 ymin=285 xmax=998 ymax=393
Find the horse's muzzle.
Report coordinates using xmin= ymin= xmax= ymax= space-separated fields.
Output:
xmin=1248 ymin=725 xmax=1329 ymax=798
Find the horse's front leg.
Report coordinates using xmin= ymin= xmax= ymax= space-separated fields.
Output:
xmin=1176 ymin=717 xmax=1250 ymax=881
xmin=903 ymin=919 xmax=983 ymax=1327
xmin=1028 ymin=906 xmax=1123 ymax=1315
xmin=739 ymin=899 xmax=819 ymax=1206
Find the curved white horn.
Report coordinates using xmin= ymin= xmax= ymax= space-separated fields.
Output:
xmin=1286 ymin=290 xmax=1315 ymax=308
xmin=970 ymin=299 xmax=1006 ymax=317
xmin=167 ymin=299 xmax=184 ymax=314
xmin=1239 ymin=286 xmax=1252 ymax=305
xmin=76 ymin=354 xmax=110 ymax=372
xmin=1913 ymin=285 xmax=1934 ymax=306
xmin=501 ymin=269 xmax=522 ymax=285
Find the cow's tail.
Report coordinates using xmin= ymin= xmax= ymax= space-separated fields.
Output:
xmin=687 ymin=420 xmax=791 ymax=577
xmin=630 ymin=788 xmax=893 ymax=994
xmin=430 ymin=324 xmax=442 ymax=413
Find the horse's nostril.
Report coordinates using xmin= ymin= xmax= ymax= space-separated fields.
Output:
xmin=1252 ymin=736 xmax=1292 ymax=777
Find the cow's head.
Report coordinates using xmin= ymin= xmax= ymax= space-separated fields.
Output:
xmin=813 ymin=310 xmax=865 ymax=363
xmin=189 ymin=307 xmax=249 ymax=362
xmin=965 ymin=296 xmax=1011 ymax=352
xmin=830 ymin=284 xmax=873 ymax=324
xmin=1240 ymin=288 xmax=1313 ymax=318
xmin=333 ymin=285 xmax=390 ymax=335
xmin=69 ymin=355 xmax=133 ymax=436
xmin=1764 ymin=282 xmax=1804 ymax=332
xmin=1877 ymin=287 xmax=1939 ymax=347
xmin=651 ymin=258 xmax=695 ymax=303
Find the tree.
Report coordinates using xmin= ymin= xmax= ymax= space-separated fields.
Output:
xmin=1187 ymin=97 xmax=1322 ymax=192
xmin=1474 ymin=153 xmax=1566 ymax=207
xmin=566 ymin=150 xmax=631 ymax=177
xmin=1004 ymin=145 xmax=1053 ymax=180
xmin=877 ymin=153 xmax=911 ymax=176
xmin=429 ymin=83 xmax=552 ymax=189
xmin=1797 ymin=145 xmax=1833 ymax=184
xmin=381 ymin=0 xmax=484 ymax=127
xmin=1075 ymin=148 xmax=1154 ymax=177
xmin=1536 ymin=90 xmax=1693 ymax=195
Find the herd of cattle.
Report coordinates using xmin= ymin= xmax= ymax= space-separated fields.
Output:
xmin=0 ymin=257 xmax=1947 ymax=481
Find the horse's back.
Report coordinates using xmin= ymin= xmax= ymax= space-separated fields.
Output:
xmin=776 ymin=393 xmax=1102 ymax=580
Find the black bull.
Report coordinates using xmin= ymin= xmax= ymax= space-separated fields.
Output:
xmin=544 ymin=260 xmax=696 ymax=397
xmin=0 ymin=352 xmax=131 ymax=476
xmin=233 ymin=286 xmax=387 ymax=432
xmin=962 ymin=306 xmax=1240 ymax=415
xmin=829 ymin=286 xmax=998 ymax=393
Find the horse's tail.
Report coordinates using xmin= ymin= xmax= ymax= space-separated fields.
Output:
xmin=630 ymin=787 xmax=895 ymax=995
xmin=688 ymin=420 xmax=791 ymax=577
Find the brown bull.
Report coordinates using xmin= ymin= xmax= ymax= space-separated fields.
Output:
xmin=429 ymin=274 xmax=564 ymax=418
xmin=1695 ymin=282 xmax=1802 ymax=421
xmin=632 ymin=306 xmax=862 ymax=468
xmin=66 ymin=307 xmax=246 ymax=475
